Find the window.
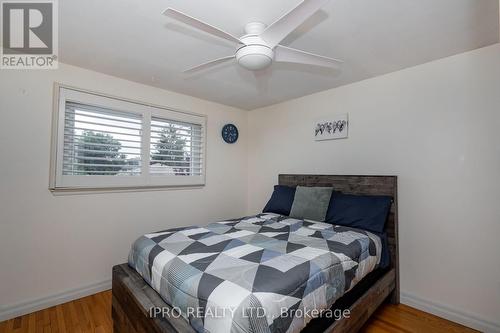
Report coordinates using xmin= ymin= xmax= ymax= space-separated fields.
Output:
xmin=51 ymin=86 xmax=206 ymax=190
xmin=149 ymin=117 xmax=203 ymax=177
xmin=62 ymin=102 xmax=143 ymax=177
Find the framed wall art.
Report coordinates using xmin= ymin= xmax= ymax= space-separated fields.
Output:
xmin=314 ymin=114 xmax=349 ymax=141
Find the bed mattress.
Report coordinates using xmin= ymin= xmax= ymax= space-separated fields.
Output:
xmin=128 ymin=213 xmax=382 ymax=333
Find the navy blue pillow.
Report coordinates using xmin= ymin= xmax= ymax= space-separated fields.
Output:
xmin=263 ymin=185 xmax=296 ymax=215
xmin=376 ymin=232 xmax=391 ymax=269
xmin=325 ymin=193 xmax=392 ymax=234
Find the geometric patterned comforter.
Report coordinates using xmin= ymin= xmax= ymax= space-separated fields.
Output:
xmin=128 ymin=213 xmax=382 ymax=333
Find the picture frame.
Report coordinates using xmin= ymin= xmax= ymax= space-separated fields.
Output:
xmin=314 ymin=114 xmax=349 ymax=141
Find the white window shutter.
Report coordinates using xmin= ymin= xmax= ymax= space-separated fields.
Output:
xmin=52 ymin=86 xmax=206 ymax=190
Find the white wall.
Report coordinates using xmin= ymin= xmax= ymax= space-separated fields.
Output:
xmin=0 ymin=63 xmax=248 ymax=319
xmin=247 ymin=44 xmax=500 ymax=332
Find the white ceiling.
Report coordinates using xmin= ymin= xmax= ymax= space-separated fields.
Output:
xmin=60 ymin=0 xmax=499 ymax=110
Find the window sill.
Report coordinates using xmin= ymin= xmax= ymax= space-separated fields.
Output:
xmin=49 ymin=184 xmax=205 ymax=196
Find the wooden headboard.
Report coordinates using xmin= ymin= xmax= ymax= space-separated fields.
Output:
xmin=278 ymin=174 xmax=399 ymax=302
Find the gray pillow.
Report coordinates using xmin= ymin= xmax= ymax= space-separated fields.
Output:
xmin=289 ymin=186 xmax=333 ymax=221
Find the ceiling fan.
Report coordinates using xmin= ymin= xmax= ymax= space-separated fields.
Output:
xmin=163 ymin=0 xmax=343 ymax=73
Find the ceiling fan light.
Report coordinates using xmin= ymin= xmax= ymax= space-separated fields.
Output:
xmin=238 ymin=54 xmax=272 ymax=71
xmin=236 ymin=45 xmax=274 ymax=71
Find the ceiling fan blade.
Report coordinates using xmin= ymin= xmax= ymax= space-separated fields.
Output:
xmin=163 ymin=8 xmax=243 ymax=45
xmin=259 ymin=0 xmax=330 ymax=48
xmin=274 ymin=45 xmax=343 ymax=68
xmin=184 ymin=55 xmax=235 ymax=74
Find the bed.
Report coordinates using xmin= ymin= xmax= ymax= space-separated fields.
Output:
xmin=112 ymin=175 xmax=399 ymax=333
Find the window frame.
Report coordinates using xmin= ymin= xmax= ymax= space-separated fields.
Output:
xmin=50 ymin=84 xmax=207 ymax=192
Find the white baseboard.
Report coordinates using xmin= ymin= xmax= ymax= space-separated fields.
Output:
xmin=401 ymin=292 xmax=500 ymax=333
xmin=0 ymin=279 xmax=111 ymax=322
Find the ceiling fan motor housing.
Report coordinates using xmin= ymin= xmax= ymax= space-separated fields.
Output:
xmin=237 ymin=23 xmax=274 ymax=71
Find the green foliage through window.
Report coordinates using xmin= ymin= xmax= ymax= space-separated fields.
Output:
xmin=151 ymin=125 xmax=191 ymax=176
xmin=74 ymin=131 xmax=131 ymax=175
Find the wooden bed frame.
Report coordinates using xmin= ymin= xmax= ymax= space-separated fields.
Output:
xmin=112 ymin=174 xmax=399 ymax=333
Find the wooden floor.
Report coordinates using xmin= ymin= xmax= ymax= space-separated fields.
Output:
xmin=0 ymin=291 xmax=478 ymax=333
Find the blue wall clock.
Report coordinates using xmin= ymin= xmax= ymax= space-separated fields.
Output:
xmin=222 ymin=124 xmax=239 ymax=144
